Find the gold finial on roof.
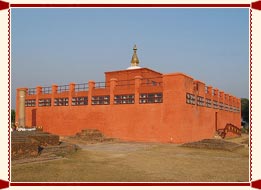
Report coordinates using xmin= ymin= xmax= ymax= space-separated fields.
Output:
xmin=131 ymin=44 xmax=139 ymax=67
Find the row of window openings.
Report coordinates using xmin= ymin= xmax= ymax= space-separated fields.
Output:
xmin=25 ymin=93 xmax=163 ymax=107
xmin=204 ymin=87 xmax=225 ymax=97
xmin=186 ymin=93 xmax=240 ymax=112
xmin=30 ymin=86 xmax=230 ymax=99
xmin=27 ymin=84 xmax=89 ymax=95
xmin=28 ymin=80 xmax=162 ymax=95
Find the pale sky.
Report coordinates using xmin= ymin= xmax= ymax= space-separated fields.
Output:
xmin=11 ymin=8 xmax=249 ymax=109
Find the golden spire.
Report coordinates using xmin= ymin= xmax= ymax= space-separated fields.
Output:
xmin=131 ymin=44 xmax=139 ymax=67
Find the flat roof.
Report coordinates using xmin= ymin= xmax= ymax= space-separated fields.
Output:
xmin=105 ymin=67 xmax=162 ymax=75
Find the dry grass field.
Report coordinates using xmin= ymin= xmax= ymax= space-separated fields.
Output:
xmin=11 ymin=135 xmax=249 ymax=182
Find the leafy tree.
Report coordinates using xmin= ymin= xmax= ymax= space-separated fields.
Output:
xmin=11 ymin=109 xmax=15 ymax=124
xmin=241 ymin=98 xmax=249 ymax=123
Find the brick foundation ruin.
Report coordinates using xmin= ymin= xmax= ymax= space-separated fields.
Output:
xmin=11 ymin=131 xmax=78 ymax=161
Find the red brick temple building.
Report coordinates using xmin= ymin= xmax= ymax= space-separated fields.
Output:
xmin=16 ymin=45 xmax=241 ymax=143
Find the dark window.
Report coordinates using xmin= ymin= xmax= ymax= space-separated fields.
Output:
xmin=205 ymin=86 xmax=208 ymax=94
xmin=75 ymin=83 xmax=88 ymax=92
xmin=186 ymin=93 xmax=195 ymax=105
xmin=219 ymin=102 xmax=224 ymax=110
xmin=72 ymin=97 xmax=88 ymax=106
xmin=57 ymin=85 xmax=69 ymax=93
xmin=206 ymin=99 xmax=212 ymax=108
xmin=54 ymin=98 xmax=69 ymax=106
xmin=25 ymin=99 xmax=36 ymax=107
xmin=92 ymin=96 xmax=110 ymax=105
xmin=114 ymin=94 xmax=134 ymax=104
xmin=42 ymin=86 xmax=52 ymax=94
xmin=197 ymin=96 xmax=204 ymax=106
xmin=212 ymin=89 xmax=215 ymax=96
xmin=213 ymin=101 xmax=219 ymax=109
xmin=139 ymin=93 xmax=163 ymax=104
xmin=28 ymin=88 xmax=36 ymax=95
xmin=224 ymin=104 xmax=229 ymax=111
xmin=39 ymin=99 xmax=51 ymax=107
xmin=95 ymin=82 xmax=107 ymax=88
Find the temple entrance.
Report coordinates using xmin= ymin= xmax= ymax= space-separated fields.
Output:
xmin=32 ymin=109 xmax=37 ymax=126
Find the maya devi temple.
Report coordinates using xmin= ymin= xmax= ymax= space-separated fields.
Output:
xmin=16 ymin=45 xmax=241 ymax=143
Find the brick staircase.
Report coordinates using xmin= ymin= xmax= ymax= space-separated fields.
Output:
xmin=216 ymin=123 xmax=241 ymax=139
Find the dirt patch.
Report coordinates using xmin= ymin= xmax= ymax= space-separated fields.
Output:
xmin=12 ymin=142 xmax=79 ymax=165
xmin=12 ymin=136 xmax=249 ymax=182
xmin=181 ymin=139 xmax=244 ymax=151
xmin=77 ymin=141 xmax=158 ymax=153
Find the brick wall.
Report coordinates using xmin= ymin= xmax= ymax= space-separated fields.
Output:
xmin=16 ymin=68 xmax=241 ymax=143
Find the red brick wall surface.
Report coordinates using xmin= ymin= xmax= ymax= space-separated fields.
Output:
xmin=17 ymin=68 xmax=241 ymax=144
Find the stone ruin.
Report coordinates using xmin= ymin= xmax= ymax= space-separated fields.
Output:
xmin=72 ymin=129 xmax=115 ymax=143
xmin=11 ymin=130 xmax=78 ymax=161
